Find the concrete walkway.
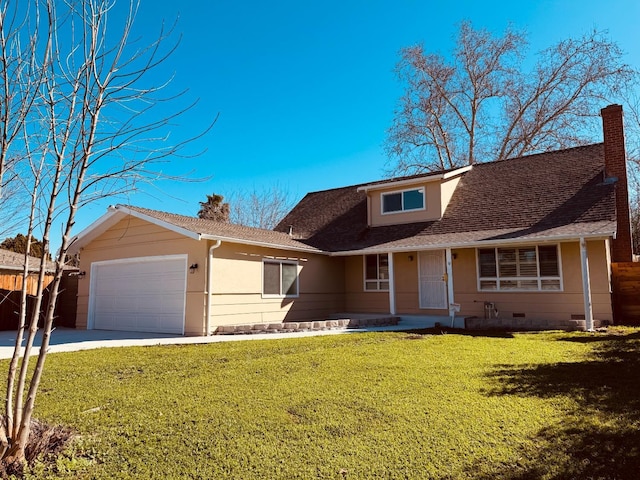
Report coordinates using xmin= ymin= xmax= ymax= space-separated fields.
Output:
xmin=0 ymin=316 xmax=439 ymax=359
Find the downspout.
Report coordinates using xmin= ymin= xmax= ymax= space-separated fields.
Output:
xmin=579 ymin=237 xmax=594 ymax=332
xmin=205 ymin=239 xmax=222 ymax=335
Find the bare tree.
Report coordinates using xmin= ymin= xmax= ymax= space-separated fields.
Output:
xmin=228 ymin=185 xmax=295 ymax=230
xmin=198 ymin=193 xmax=230 ymax=222
xmin=386 ymin=22 xmax=636 ymax=174
xmin=0 ymin=0 xmax=206 ymax=466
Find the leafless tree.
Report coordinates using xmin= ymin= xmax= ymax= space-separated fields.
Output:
xmin=0 ymin=0 xmax=207 ymax=466
xmin=622 ymin=89 xmax=640 ymax=255
xmin=386 ymin=22 xmax=636 ymax=174
xmin=228 ymin=185 xmax=295 ymax=230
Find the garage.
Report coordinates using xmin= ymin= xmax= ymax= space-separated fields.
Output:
xmin=89 ymin=255 xmax=187 ymax=334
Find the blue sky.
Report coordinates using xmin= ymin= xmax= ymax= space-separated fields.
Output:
xmin=54 ymin=0 xmax=640 ymax=235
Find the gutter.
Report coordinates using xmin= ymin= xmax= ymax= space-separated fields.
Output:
xmin=327 ymin=232 xmax=615 ymax=257
xmin=205 ymin=239 xmax=222 ymax=335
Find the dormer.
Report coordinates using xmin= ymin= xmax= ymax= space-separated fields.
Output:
xmin=357 ymin=165 xmax=472 ymax=227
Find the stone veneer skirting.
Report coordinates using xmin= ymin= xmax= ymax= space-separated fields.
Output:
xmin=214 ymin=316 xmax=400 ymax=335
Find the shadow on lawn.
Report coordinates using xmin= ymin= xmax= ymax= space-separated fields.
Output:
xmin=472 ymin=329 xmax=640 ymax=479
xmin=402 ymin=327 xmax=515 ymax=339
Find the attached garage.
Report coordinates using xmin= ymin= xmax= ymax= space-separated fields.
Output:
xmin=88 ymin=255 xmax=187 ymax=334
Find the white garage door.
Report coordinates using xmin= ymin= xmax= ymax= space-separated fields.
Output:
xmin=89 ymin=255 xmax=187 ymax=334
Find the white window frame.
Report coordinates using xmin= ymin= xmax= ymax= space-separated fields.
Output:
xmin=381 ymin=187 xmax=426 ymax=215
xmin=363 ymin=254 xmax=389 ymax=291
xmin=476 ymin=245 xmax=563 ymax=292
xmin=262 ymin=259 xmax=299 ymax=298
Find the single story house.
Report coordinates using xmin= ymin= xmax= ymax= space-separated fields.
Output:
xmin=68 ymin=105 xmax=634 ymax=335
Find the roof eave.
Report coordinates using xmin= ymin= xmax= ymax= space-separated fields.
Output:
xmin=200 ymin=234 xmax=325 ymax=255
xmin=327 ymin=231 xmax=615 ymax=256
xmin=356 ymin=165 xmax=473 ymax=193
xmin=68 ymin=205 xmax=202 ymax=254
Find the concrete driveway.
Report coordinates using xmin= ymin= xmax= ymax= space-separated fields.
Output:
xmin=0 ymin=317 xmax=435 ymax=359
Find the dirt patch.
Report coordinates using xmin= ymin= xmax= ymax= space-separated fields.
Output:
xmin=0 ymin=419 xmax=74 ymax=478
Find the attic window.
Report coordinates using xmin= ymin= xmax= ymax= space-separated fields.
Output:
xmin=381 ymin=188 xmax=425 ymax=214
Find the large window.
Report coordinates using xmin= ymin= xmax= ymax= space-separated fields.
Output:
xmin=263 ymin=260 xmax=298 ymax=297
xmin=477 ymin=245 xmax=561 ymax=291
xmin=364 ymin=254 xmax=389 ymax=291
xmin=381 ymin=188 xmax=425 ymax=214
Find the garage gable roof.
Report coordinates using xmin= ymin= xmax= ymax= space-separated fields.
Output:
xmin=69 ymin=204 xmax=324 ymax=254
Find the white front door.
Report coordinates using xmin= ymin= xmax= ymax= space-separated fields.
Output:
xmin=419 ymin=250 xmax=448 ymax=309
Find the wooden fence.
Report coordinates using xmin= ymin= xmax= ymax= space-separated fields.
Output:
xmin=611 ymin=262 xmax=640 ymax=326
xmin=0 ymin=273 xmax=78 ymax=330
xmin=0 ymin=273 xmax=54 ymax=295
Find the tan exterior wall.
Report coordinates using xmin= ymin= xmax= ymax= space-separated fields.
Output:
xmin=450 ymin=240 xmax=612 ymax=323
xmin=209 ymin=241 xmax=345 ymax=328
xmin=77 ymin=217 xmax=345 ymax=335
xmin=344 ymin=255 xmax=389 ymax=313
xmin=76 ymin=217 xmax=209 ymax=335
xmin=343 ymin=240 xmax=612 ymax=323
xmin=440 ymin=176 xmax=462 ymax=216
xmin=369 ymin=181 xmax=442 ymax=227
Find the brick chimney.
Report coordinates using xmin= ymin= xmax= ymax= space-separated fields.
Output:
xmin=601 ymin=104 xmax=633 ymax=262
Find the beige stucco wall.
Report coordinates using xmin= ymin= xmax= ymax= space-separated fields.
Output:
xmin=209 ymin=241 xmax=345 ymax=327
xmin=343 ymin=240 xmax=612 ymax=323
xmin=369 ymin=181 xmax=442 ymax=227
xmin=76 ymin=216 xmax=208 ymax=335
xmin=77 ymin=217 xmax=346 ymax=335
xmin=450 ymin=240 xmax=612 ymax=323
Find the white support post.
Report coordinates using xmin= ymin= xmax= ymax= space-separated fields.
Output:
xmin=445 ymin=248 xmax=456 ymax=327
xmin=388 ymin=252 xmax=396 ymax=315
xmin=580 ymin=238 xmax=594 ymax=331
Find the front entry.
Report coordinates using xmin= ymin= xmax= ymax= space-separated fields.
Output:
xmin=419 ymin=250 xmax=448 ymax=309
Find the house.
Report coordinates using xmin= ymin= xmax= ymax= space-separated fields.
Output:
xmin=68 ymin=105 xmax=633 ymax=335
xmin=0 ymin=249 xmax=58 ymax=330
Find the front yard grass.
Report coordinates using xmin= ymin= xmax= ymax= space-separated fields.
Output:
xmin=12 ymin=327 xmax=640 ymax=479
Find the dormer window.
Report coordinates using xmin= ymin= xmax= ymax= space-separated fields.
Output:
xmin=381 ymin=188 xmax=425 ymax=214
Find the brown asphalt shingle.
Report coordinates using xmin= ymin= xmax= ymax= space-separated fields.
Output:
xmin=122 ymin=206 xmax=323 ymax=252
xmin=275 ymin=143 xmax=616 ymax=252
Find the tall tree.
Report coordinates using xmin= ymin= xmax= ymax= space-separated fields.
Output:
xmin=0 ymin=0 xmax=206 ymax=467
xmin=386 ymin=22 xmax=636 ymax=174
xmin=198 ymin=193 xmax=230 ymax=222
xmin=228 ymin=185 xmax=295 ymax=230
xmin=0 ymin=234 xmax=47 ymax=259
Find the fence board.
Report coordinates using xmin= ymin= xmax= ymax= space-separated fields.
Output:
xmin=611 ymin=262 xmax=640 ymax=326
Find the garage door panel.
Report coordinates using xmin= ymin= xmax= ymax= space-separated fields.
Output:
xmin=90 ymin=256 xmax=186 ymax=334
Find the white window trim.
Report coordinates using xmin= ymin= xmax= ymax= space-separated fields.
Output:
xmin=261 ymin=259 xmax=300 ymax=298
xmin=363 ymin=254 xmax=389 ymax=292
xmin=380 ymin=187 xmax=426 ymax=215
xmin=476 ymin=245 xmax=564 ymax=292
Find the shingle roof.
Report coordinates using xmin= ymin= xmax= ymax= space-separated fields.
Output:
xmin=121 ymin=206 xmax=323 ymax=253
xmin=275 ymin=143 xmax=616 ymax=252
xmin=0 ymin=248 xmax=55 ymax=272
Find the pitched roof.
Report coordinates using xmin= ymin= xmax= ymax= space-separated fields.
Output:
xmin=0 ymin=248 xmax=55 ymax=272
xmin=275 ymin=143 xmax=616 ymax=253
xmin=78 ymin=205 xmax=323 ymax=253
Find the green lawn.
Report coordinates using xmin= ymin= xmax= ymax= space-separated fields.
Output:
xmin=14 ymin=327 xmax=640 ymax=479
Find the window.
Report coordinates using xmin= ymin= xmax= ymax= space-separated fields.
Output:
xmin=381 ymin=188 xmax=425 ymax=214
xmin=263 ymin=260 xmax=298 ymax=297
xmin=364 ymin=254 xmax=389 ymax=291
xmin=477 ymin=245 xmax=561 ymax=291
